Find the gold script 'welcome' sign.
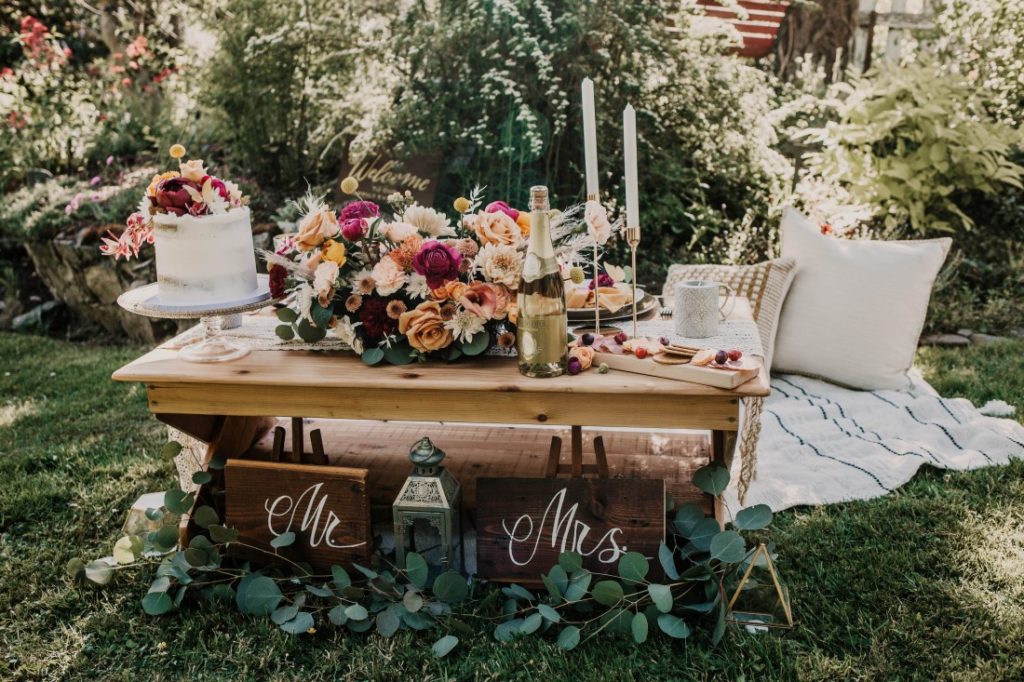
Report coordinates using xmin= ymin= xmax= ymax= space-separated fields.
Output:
xmin=225 ymin=460 xmax=372 ymax=572
xmin=475 ymin=478 xmax=665 ymax=583
xmin=338 ymin=151 xmax=440 ymax=207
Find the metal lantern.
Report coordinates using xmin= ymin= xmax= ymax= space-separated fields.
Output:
xmin=393 ymin=437 xmax=462 ymax=572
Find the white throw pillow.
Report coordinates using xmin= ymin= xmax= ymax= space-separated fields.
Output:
xmin=772 ymin=207 xmax=951 ymax=390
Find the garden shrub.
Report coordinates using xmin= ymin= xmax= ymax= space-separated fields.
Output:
xmin=377 ymin=0 xmax=791 ymax=284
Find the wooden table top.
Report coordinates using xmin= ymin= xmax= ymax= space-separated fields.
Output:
xmin=112 ymin=300 xmax=770 ymax=400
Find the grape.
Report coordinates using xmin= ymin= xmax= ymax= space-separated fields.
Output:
xmin=659 ymin=336 xmax=670 ymax=346
xmin=727 ymin=349 xmax=742 ymax=361
xmin=614 ymin=332 xmax=628 ymax=344
xmin=635 ymin=347 xmax=649 ymax=360
xmin=581 ymin=333 xmax=595 ymax=346
xmin=714 ymin=350 xmax=728 ymax=365
xmin=568 ymin=358 xmax=582 ymax=375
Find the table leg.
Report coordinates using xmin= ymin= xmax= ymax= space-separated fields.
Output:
xmin=710 ymin=428 xmax=738 ymax=530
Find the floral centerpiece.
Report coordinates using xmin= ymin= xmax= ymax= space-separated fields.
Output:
xmin=100 ymin=144 xmax=248 ymax=260
xmin=268 ymin=184 xmax=535 ymax=365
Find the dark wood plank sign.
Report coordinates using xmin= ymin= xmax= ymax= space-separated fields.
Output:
xmin=475 ymin=478 xmax=665 ymax=582
xmin=337 ymin=149 xmax=441 ymax=207
xmin=224 ymin=460 xmax=372 ymax=572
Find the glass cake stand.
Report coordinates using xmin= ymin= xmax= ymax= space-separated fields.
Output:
xmin=117 ymin=275 xmax=273 ymax=363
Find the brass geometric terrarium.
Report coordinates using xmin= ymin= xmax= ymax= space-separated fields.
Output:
xmin=392 ymin=437 xmax=462 ymax=572
xmin=725 ymin=542 xmax=794 ymax=629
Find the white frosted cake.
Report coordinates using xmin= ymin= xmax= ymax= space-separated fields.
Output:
xmin=152 ymin=207 xmax=259 ymax=306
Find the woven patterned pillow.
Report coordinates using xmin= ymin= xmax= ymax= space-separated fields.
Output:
xmin=662 ymin=257 xmax=797 ymax=369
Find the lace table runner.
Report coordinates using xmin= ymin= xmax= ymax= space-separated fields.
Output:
xmin=628 ymin=318 xmax=764 ymax=359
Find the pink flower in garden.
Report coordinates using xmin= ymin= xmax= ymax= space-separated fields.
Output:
xmin=412 ymin=240 xmax=462 ymax=289
xmin=90 ymin=176 xmax=101 ymax=186
xmin=106 ymin=155 xmax=114 ymax=166
xmin=340 ymin=200 xmax=380 ymax=221
xmin=341 ymin=218 xmax=367 ymax=241
xmin=484 ymin=201 xmax=519 ymax=221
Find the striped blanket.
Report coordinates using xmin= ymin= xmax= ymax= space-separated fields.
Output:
xmin=723 ymin=370 xmax=1024 ymax=514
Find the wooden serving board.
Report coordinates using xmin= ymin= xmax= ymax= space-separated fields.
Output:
xmin=594 ymin=352 xmax=760 ymax=389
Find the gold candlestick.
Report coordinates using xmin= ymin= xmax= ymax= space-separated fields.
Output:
xmin=587 ymin=193 xmax=600 ymax=335
xmin=625 ymin=225 xmax=641 ymax=339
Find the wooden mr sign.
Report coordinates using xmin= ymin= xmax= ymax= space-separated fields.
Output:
xmin=224 ymin=460 xmax=372 ymax=572
xmin=475 ymin=478 xmax=665 ymax=582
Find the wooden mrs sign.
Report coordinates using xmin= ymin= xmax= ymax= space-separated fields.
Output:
xmin=224 ymin=460 xmax=372 ymax=572
xmin=475 ymin=478 xmax=665 ymax=583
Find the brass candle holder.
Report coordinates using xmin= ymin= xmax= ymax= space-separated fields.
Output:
xmin=625 ymin=224 xmax=640 ymax=338
xmin=587 ymin=193 xmax=600 ymax=335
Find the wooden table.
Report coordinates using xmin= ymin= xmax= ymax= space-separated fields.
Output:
xmin=112 ymin=300 xmax=769 ymax=524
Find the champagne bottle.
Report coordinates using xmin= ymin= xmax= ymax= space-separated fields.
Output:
xmin=517 ymin=185 xmax=568 ymax=378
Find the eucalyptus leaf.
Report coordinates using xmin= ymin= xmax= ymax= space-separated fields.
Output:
xmin=383 ymin=340 xmax=416 ymax=365
xmin=537 ymin=604 xmax=561 ymax=623
xmin=502 ymin=584 xmax=535 ymax=602
xmin=403 ymin=590 xmax=424 ymax=613
xmin=65 ymin=558 xmax=86 ymax=581
xmin=494 ymin=619 xmax=523 ymax=642
xmin=433 ymin=570 xmax=468 ymax=604
xmin=461 ymin=331 xmax=490 ymax=356
xmin=328 ymin=604 xmax=348 ymax=626
xmin=361 ymin=347 xmax=385 ymax=366
xmin=519 ymin=612 xmax=543 ymax=635
xmin=84 ymin=560 xmax=113 ymax=585
xmin=657 ymin=614 xmax=691 ymax=639
xmin=270 ymin=531 xmax=296 ymax=549
xmin=207 ymin=455 xmax=227 ymax=471
xmin=631 ymin=611 xmax=649 ymax=643
xmin=352 ymin=563 xmax=378 ymax=580
xmin=548 ymin=565 xmax=569 ymax=594
xmin=208 ymin=524 xmax=239 ymax=544
xmin=276 ymin=307 xmax=299 ymax=323
xmin=192 ymin=471 xmax=212 ymax=485
xmin=709 ymin=530 xmax=746 ymax=564
xmin=541 ymin=573 xmax=561 ymax=602
xmin=271 ymin=598 xmax=303 ymax=625
xmin=404 ymin=552 xmax=428 ymax=588
xmin=432 ymin=634 xmax=458 ymax=658
xmin=142 ymin=591 xmax=174 ymax=616
xmin=281 ymin=611 xmax=315 ymax=635
xmin=192 ymin=506 xmax=219 ymax=530
xmin=332 ymin=565 xmax=352 ymax=591
xmin=305 ymin=584 xmax=334 ymax=598
xmin=565 ymin=569 xmax=592 ymax=602
xmin=618 ymin=552 xmax=649 ymax=584
xmin=648 ymin=584 xmax=673 ymax=613
xmin=688 ymin=518 xmax=721 ymax=552
xmin=296 ymin=318 xmax=327 ymax=343
xmin=673 ymin=503 xmax=705 ymax=537
xmin=160 ymin=441 xmax=183 ymax=460
xmin=712 ymin=595 xmax=727 ymax=646
xmin=558 ymin=552 xmax=583 ymax=573
xmin=402 ymin=609 xmax=432 ymax=630
xmin=375 ymin=608 xmax=401 ymax=637
xmin=658 ymin=543 xmax=679 ymax=580
xmin=113 ymin=535 xmax=141 ymax=565
xmin=345 ymin=604 xmax=368 ymax=621
xmin=591 ymin=580 xmax=624 ymax=607
xmin=163 ymin=487 xmax=195 ymax=515
xmin=347 ymin=617 xmax=373 ymax=633
xmin=680 ymin=600 xmax=716 ymax=614
xmin=734 ymin=504 xmax=773 ymax=531
xmin=275 ymin=324 xmax=296 ymax=341
xmin=557 ymin=625 xmax=581 ymax=651
xmin=692 ymin=464 xmax=730 ymax=496
xmin=152 ymin=525 xmax=180 ymax=552
xmin=241 ymin=576 xmax=283 ymax=616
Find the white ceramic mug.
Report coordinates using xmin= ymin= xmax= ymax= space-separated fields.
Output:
xmin=673 ymin=280 xmax=735 ymax=338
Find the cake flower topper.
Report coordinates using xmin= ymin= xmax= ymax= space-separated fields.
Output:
xmin=100 ymin=144 xmax=248 ymax=260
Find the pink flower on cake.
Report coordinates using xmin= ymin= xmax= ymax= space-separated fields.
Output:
xmin=584 ymin=200 xmax=612 ymax=246
xmin=179 ymin=159 xmax=206 ymax=182
xmin=154 ymin=176 xmax=200 ymax=216
xmin=412 ymin=240 xmax=462 ymax=289
xmin=458 ymin=281 xmax=498 ymax=320
xmin=370 ymin=257 xmax=406 ymax=296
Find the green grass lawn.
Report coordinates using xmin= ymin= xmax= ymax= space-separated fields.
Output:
xmin=1 ymin=332 xmax=1022 ymax=681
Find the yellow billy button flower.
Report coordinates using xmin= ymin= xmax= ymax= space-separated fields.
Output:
xmin=322 ymin=239 xmax=347 ymax=266
xmin=453 ymin=196 xmax=470 ymax=213
xmin=340 ymin=176 xmax=359 ymax=195
xmin=168 ymin=144 xmax=186 ymax=159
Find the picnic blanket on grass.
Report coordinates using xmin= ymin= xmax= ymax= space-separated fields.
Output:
xmin=724 ymin=370 xmax=1024 ymax=515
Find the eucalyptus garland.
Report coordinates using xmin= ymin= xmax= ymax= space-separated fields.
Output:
xmin=69 ymin=442 xmax=778 ymax=657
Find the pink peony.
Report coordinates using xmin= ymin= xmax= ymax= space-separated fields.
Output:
xmin=341 ymin=218 xmax=367 ymax=241
xmin=459 ymin=281 xmax=498 ymax=320
xmin=340 ymin=200 xmax=380 ymax=221
xmin=412 ymin=240 xmax=462 ymax=289
xmin=485 ymin=200 xmax=519 ymax=221
xmin=154 ymin=176 xmax=200 ymax=216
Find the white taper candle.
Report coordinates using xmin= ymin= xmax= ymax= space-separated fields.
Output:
xmin=582 ymin=78 xmax=599 ymax=198
xmin=623 ymin=104 xmax=639 ymax=228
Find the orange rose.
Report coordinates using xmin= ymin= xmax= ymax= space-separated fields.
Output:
xmin=296 ymin=207 xmax=340 ymax=251
xmin=399 ymin=301 xmax=454 ymax=353
xmin=515 ymin=212 xmax=531 ymax=238
xmin=491 ymin=283 xmax=513 ymax=320
xmin=472 ymin=210 xmax=523 ymax=247
xmin=431 ymin=279 xmax=468 ymax=301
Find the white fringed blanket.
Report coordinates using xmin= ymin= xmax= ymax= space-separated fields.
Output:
xmin=723 ymin=370 xmax=1024 ymax=514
